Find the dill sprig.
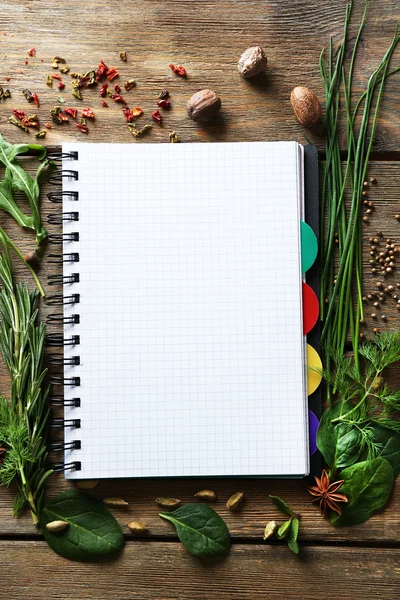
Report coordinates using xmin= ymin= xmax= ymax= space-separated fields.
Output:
xmin=319 ymin=1 xmax=400 ymax=398
xmin=0 ymin=245 xmax=52 ymax=525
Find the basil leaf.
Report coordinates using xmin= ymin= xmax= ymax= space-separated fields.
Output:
xmin=287 ymin=517 xmax=300 ymax=554
xmin=317 ymin=401 xmax=359 ymax=468
xmin=269 ymin=495 xmax=294 ymax=516
xmin=159 ymin=504 xmax=230 ymax=558
xmin=276 ymin=519 xmax=292 ymax=539
xmin=331 ymin=458 xmax=394 ymax=527
xmin=40 ymin=490 xmax=125 ymax=562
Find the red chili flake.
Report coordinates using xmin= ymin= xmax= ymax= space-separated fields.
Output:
xmin=100 ymin=83 xmax=108 ymax=97
xmin=27 ymin=47 xmax=36 ymax=57
xmin=5 ymin=77 xmax=10 ymax=82
xmin=52 ymin=73 xmax=62 ymax=81
xmin=57 ymin=81 xmax=65 ymax=90
xmin=45 ymin=122 xmax=52 ymax=129
xmin=12 ymin=108 xmax=25 ymax=120
xmin=112 ymin=94 xmax=126 ymax=104
xmin=151 ymin=109 xmax=162 ymax=124
xmin=81 ymin=107 xmax=95 ymax=119
xmin=21 ymin=115 xmax=39 ymax=129
xmin=64 ymin=107 xmax=78 ymax=118
xmin=106 ymin=67 xmax=119 ymax=82
xmin=114 ymin=83 xmax=121 ymax=94
xmin=101 ymin=100 xmax=109 ymax=107
xmin=169 ymin=64 xmax=186 ymax=77
xmin=76 ymin=122 xmax=89 ymax=134
xmin=96 ymin=60 xmax=108 ymax=81
xmin=122 ymin=107 xmax=135 ymax=122
xmin=24 ymin=59 xmax=29 ymax=65
xmin=32 ymin=92 xmax=39 ymax=107
xmin=157 ymin=99 xmax=171 ymax=109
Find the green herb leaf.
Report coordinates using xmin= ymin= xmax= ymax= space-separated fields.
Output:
xmin=41 ymin=490 xmax=125 ymax=562
xmin=331 ymin=458 xmax=394 ymax=527
xmin=269 ymin=495 xmax=294 ymax=516
xmin=317 ymin=400 xmax=358 ymax=469
xmin=335 ymin=424 xmax=363 ymax=468
xmin=287 ymin=517 xmax=300 ymax=554
xmin=361 ymin=424 xmax=400 ymax=477
xmin=159 ymin=504 xmax=230 ymax=558
xmin=276 ymin=519 xmax=292 ymax=540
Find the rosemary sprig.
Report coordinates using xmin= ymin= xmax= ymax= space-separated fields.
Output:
xmin=0 ymin=247 xmax=52 ymax=525
xmin=319 ymin=1 xmax=400 ymax=397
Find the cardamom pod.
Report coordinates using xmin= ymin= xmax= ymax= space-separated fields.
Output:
xmin=194 ymin=489 xmax=217 ymax=501
xmin=155 ymin=497 xmax=181 ymax=508
xmin=127 ymin=521 xmax=149 ymax=534
xmin=226 ymin=492 xmax=245 ymax=510
xmin=263 ymin=521 xmax=278 ymax=540
xmin=75 ymin=480 xmax=99 ymax=490
xmin=103 ymin=497 xmax=129 ymax=507
xmin=46 ymin=520 xmax=69 ymax=532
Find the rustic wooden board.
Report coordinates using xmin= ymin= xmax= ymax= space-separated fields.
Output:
xmin=0 ymin=161 xmax=398 ymax=544
xmin=1 ymin=0 xmax=400 ymax=151
xmin=0 ymin=541 xmax=399 ymax=600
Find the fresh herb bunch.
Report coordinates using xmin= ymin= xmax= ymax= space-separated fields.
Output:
xmin=319 ymin=1 xmax=400 ymax=396
xmin=0 ymin=133 xmax=50 ymax=275
xmin=0 ymin=244 xmax=52 ymax=525
xmin=315 ymin=331 xmax=400 ymax=525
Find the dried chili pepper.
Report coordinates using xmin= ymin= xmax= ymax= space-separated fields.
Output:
xmin=9 ymin=116 xmax=29 ymax=132
xmin=32 ymin=92 xmax=39 ymax=107
xmin=57 ymin=81 xmax=65 ymax=90
xmin=106 ymin=67 xmax=119 ymax=82
xmin=52 ymin=56 xmax=65 ymax=68
xmin=151 ymin=109 xmax=162 ymax=124
xmin=76 ymin=121 xmax=89 ymax=134
xmin=122 ymin=107 xmax=135 ymax=122
xmin=46 ymin=74 xmax=53 ymax=87
xmin=24 ymin=59 xmax=29 ymax=66
xmin=45 ymin=122 xmax=52 ymax=129
xmin=27 ymin=47 xmax=36 ymax=57
xmin=157 ymin=99 xmax=171 ymax=109
xmin=12 ymin=109 xmax=25 ymax=120
xmin=158 ymin=90 xmax=169 ymax=99
xmin=169 ymin=131 xmax=180 ymax=143
xmin=114 ymin=83 xmax=121 ymax=94
xmin=119 ymin=51 xmax=127 ymax=62
xmin=4 ymin=77 xmax=10 ymax=82
xmin=112 ymin=94 xmax=126 ymax=104
xmin=0 ymin=87 xmax=11 ymax=100
xmin=22 ymin=88 xmax=34 ymax=102
xmin=124 ymin=79 xmax=135 ymax=91
xmin=128 ymin=123 xmax=152 ymax=138
xmin=50 ymin=105 xmax=69 ymax=124
xmin=169 ymin=64 xmax=186 ymax=77
xmin=52 ymin=73 xmax=62 ymax=81
xmin=96 ymin=60 xmax=108 ymax=80
xmin=59 ymin=65 xmax=70 ymax=74
xmin=101 ymin=100 xmax=108 ymax=107
xmin=131 ymin=107 xmax=143 ymax=117
xmin=21 ymin=114 xmax=39 ymax=129
xmin=34 ymin=130 xmax=46 ymax=139
xmin=72 ymin=86 xmax=83 ymax=100
xmin=64 ymin=107 xmax=78 ymax=118
xmin=81 ymin=107 xmax=95 ymax=119
xmin=100 ymin=83 xmax=108 ymax=97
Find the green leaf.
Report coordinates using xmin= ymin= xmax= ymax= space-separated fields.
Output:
xmin=331 ymin=458 xmax=394 ymax=527
xmin=269 ymin=495 xmax=294 ymax=516
xmin=361 ymin=424 xmax=400 ymax=477
xmin=159 ymin=504 xmax=230 ymax=558
xmin=317 ymin=400 xmax=358 ymax=468
xmin=40 ymin=490 xmax=125 ymax=562
xmin=287 ymin=517 xmax=300 ymax=554
xmin=276 ymin=519 xmax=292 ymax=540
xmin=335 ymin=424 xmax=363 ymax=468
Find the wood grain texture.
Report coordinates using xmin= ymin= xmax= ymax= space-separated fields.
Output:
xmin=0 ymin=161 xmax=398 ymax=546
xmin=0 ymin=541 xmax=399 ymax=600
xmin=0 ymin=0 xmax=400 ymax=150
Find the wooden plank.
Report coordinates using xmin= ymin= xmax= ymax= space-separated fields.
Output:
xmin=0 ymin=541 xmax=398 ymax=600
xmin=0 ymin=161 xmax=399 ymax=542
xmin=1 ymin=1 xmax=400 ymax=151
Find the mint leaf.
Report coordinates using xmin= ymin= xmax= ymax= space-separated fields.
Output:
xmin=159 ymin=504 xmax=230 ymax=558
xmin=40 ymin=490 xmax=125 ymax=562
xmin=269 ymin=495 xmax=295 ymax=516
xmin=287 ymin=517 xmax=300 ymax=554
xmin=276 ymin=519 xmax=292 ymax=540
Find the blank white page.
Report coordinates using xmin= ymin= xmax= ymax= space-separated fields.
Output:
xmin=62 ymin=141 xmax=308 ymax=479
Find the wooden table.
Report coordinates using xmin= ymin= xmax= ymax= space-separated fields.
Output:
xmin=1 ymin=1 xmax=400 ymax=598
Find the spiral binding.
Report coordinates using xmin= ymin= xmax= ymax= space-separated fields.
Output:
xmin=47 ymin=150 xmax=81 ymax=473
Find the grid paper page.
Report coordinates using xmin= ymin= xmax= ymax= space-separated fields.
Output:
xmin=62 ymin=141 xmax=308 ymax=479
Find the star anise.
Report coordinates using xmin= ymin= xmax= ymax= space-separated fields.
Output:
xmin=307 ymin=469 xmax=348 ymax=516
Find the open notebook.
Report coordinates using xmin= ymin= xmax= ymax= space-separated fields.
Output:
xmin=51 ymin=141 xmax=320 ymax=479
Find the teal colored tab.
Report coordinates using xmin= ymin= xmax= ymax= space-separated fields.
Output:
xmin=300 ymin=221 xmax=318 ymax=273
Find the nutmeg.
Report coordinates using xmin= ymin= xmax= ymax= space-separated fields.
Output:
xmin=187 ymin=89 xmax=221 ymax=123
xmin=238 ymin=46 xmax=267 ymax=78
xmin=290 ymin=86 xmax=322 ymax=128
